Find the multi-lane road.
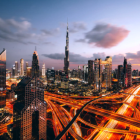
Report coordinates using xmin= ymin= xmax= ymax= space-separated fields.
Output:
xmin=45 ymin=85 xmax=140 ymax=140
xmin=1 ymin=85 xmax=140 ymax=140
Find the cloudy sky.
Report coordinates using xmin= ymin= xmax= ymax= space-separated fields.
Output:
xmin=1 ymin=0 xmax=140 ymax=70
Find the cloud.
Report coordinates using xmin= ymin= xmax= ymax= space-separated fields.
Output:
xmin=75 ymin=39 xmax=86 ymax=43
xmin=42 ymin=53 xmax=65 ymax=60
xmin=41 ymin=28 xmax=60 ymax=36
xmin=85 ymin=23 xmax=129 ymax=48
xmin=0 ymin=17 xmax=55 ymax=45
xmin=42 ymin=52 xmax=107 ymax=64
xmin=43 ymin=42 xmax=54 ymax=45
xmin=61 ymin=22 xmax=86 ymax=33
xmin=92 ymin=52 xmax=106 ymax=60
xmin=126 ymin=51 xmax=140 ymax=59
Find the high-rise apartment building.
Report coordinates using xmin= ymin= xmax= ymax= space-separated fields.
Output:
xmin=12 ymin=65 xmax=16 ymax=77
xmin=13 ymin=51 xmax=47 ymax=140
xmin=64 ymin=22 xmax=69 ymax=75
xmin=25 ymin=62 xmax=28 ymax=71
xmin=0 ymin=48 xmax=6 ymax=108
xmin=61 ymin=71 xmax=69 ymax=89
xmin=94 ymin=59 xmax=102 ymax=91
xmin=132 ymin=69 xmax=139 ymax=76
xmin=78 ymin=66 xmax=83 ymax=79
xmin=20 ymin=59 xmax=24 ymax=76
xmin=42 ymin=63 xmax=45 ymax=77
xmin=26 ymin=67 xmax=32 ymax=77
xmin=13 ymin=76 xmax=47 ymax=140
xmin=127 ymin=64 xmax=132 ymax=87
xmin=123 ymin=57 xmax=128 ymax=87
xmin=118 ymin=65 xmax=124 ymax=87
xmin=88 ymin=60 xmax=94 ymax=84
xmin=104 ymin=56 xmax=112 ymax=90
xmin=15 ymin=61 xmax=18 ymax=77
xmin=47 ymin=68 xmax=55 ymax=84
xmin=32 ymin=51 xmax=39 ymax=77
xmin=83 ymin=65 xmax=88 ymax=82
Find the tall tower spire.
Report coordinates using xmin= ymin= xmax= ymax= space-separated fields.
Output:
xmin=64 ymin=20 xmax=69 ymax=75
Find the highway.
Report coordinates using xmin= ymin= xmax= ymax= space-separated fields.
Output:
xmin=45 ymin=85 xmax=140 ymax=140
xmin=46 ymin=92 xmax=140 ymax=128
xmin=94 ymin=85 xmax=140 ymax=140
xmin=1 ymin=84 xmax=140 ymax=140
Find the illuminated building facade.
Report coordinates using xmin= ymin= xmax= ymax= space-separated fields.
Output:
xmin=13 ymin=50 xmax=47 ymax=140
xmin=123 ymin=57 xmax=128 ymax=87
xmin=61 ymin=71 xmax=69 ymax=89
xmin=13 ymin=77 xmax=47 ymax=140
xmin=127 ymin=64 xmax=132 ymax=87
xmin=15 ymin=61 xmax=18 ymax=76
xmin=0 ymin=48 xmax=6 ymax=108
xmin=78 ymin=66 xmax=83 ymax=79
xmin=132 ymin=69 xmax=139 ymax=76
xmin=104 ymin=56 xmax=112 ymax=89
xmin=94 ymin=59 xmax=102 ymax=91
xmin=118 ymin=65 xmax=124 ymax=87
xmin=12 ymin=65 xmax=16 ymax=77
xmin=47 ymin=69 xmax=55 ymax=84
xmin=32 ymin=51 xmax=39 ymax=77
xmin=83 ymin=65 xmax=88 ymax=82
xmin=20 ymin=59 xmax=24 ymax=76
xmin=25 ymin=62 xmax=28 ymax=74
xmin=42 ymin=63 xmax=45 ymax=77
xmin=88 ymin=60 xmax=94 ymax=84
xmin=64 ymin=22 xmax=69 ymax=76
xmin=26 ymin=67 xmax=32 ymax=77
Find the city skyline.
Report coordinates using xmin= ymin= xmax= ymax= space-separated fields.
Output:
xmin=1 ymin=0 xmax=140 ymax=70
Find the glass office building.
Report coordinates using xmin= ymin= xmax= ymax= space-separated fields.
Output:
xmin=0 ymin=48 xmax=6 ymax=108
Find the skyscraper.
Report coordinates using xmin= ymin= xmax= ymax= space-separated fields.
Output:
xmin=47 ymin=68 xmax=55 ymax=84
xmin=0 ymin=48 xmax=6 ymax=108
xmin=64 ymin=22 xmax=69 ymax=75
xmin=88 ymin=60 xmax=94 ymax=84
xmin=83 ymin=65 xmax=88 ymax=82
xmin=118 ymin=65 xmax=124 ymax=87
xmin=32 ymin=51 xmax=39 ymax=77
xmin=127 ymin=64 xmax=132 ymax=87
xmin=20 ymin=59 xmax=24 ymax=76
xmin=12 ymin=65 xmax=16 ymax=77
xmin=26 ymin=67 xmax=32 ymax=77
xmin=15 ymin=61 xmax=18 ymax=77
xmin=13 ymin=50 xmax=47 ymax=140
xmin=104 ymin=56 xmax=112 ymax=90
xmin=94 ymin=59 xmax=102 ymax=91
xmin=26 ymin=62 xmax=28 ymax=70
xmin=42 ymin=63 xmax=45 ymax=77
xmin=123 ymin=57 xmax=128 ymax=87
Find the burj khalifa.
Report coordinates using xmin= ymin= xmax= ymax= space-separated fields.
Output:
xmin=64 ymin=22 xmax=69 ymax=75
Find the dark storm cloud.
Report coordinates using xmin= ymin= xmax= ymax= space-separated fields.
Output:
xmin=85 ymin=23 xmax=129 ymax=48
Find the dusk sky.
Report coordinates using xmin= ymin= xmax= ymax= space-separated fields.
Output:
xmin=1 ymin=0 xmax=140 ymax=70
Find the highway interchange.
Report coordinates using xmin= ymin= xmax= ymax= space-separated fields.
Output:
xmin=1 ymin=85 xmax=140 ymax=140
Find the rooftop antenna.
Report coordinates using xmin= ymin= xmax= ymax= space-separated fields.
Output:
xmin=35 ymin=46 xmax=36 ymax=51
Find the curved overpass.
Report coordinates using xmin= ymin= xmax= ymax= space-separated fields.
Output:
xmin=54 ymin=93 xmax=114 ymax=140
